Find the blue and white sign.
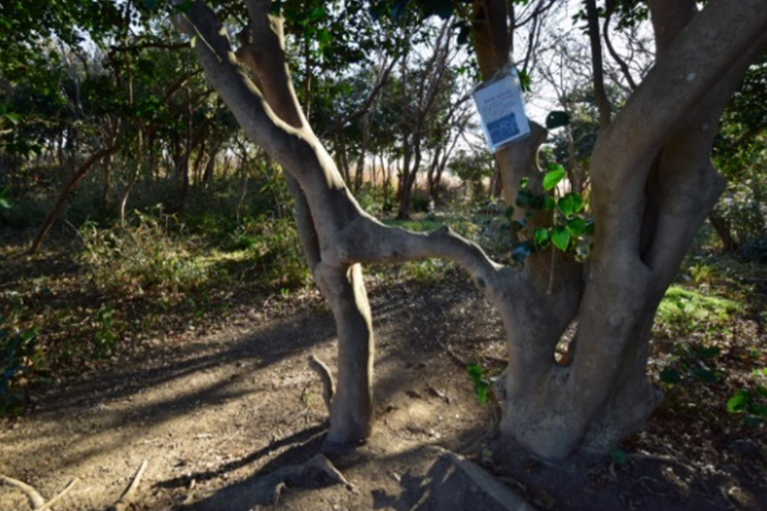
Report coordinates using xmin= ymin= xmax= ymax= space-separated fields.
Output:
xmin=473 ymin=68 xmax=531 ymax=153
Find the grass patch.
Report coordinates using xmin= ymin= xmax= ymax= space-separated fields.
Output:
xmin=657 ymin=285 xmax=744 ymax=327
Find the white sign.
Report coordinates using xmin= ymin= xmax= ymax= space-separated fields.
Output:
xmin=473 ymin=68 xmax=531 ymax=153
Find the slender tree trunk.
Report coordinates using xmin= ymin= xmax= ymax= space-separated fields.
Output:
xmin=202 ymin=143 xmax=219 ymax=188
xmin=709 ymin=210 xmax=738 ymax=252
xmin=100 ymin=152 xmax=112 ymax=217
xmin=28 ymin=143 xmax=120 ymax=254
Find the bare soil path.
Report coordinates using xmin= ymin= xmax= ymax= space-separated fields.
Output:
xmin=0 ymin=277 xmax=506 ymax=511
xmin=1 ymin=271 xmax=766 ymax=511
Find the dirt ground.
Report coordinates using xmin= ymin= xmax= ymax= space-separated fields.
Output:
xmin=1 ymin=271 xmax=766 ymax=511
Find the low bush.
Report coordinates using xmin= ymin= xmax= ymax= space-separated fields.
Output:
xmin=78 ymin=209 xmax=209 ymax=295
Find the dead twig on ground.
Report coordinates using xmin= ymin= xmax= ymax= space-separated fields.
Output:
xmin=0 ymin=474 xmax=79 ymax=511
xmin=111 ymin=460 xmax=148 ymax=511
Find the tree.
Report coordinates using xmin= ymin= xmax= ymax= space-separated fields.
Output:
xmin=171 ymin=0 xmax=767 ymax=461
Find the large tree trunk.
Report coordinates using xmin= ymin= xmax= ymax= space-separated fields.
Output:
xmin=175 ymin=0 xmax=767 ymax=461
xmin=472 ymin=0 xmax=767 ymax=458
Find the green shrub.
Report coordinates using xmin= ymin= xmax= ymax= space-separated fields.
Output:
xmin=740 ymin=234 xmax=767 ymax=264
xmin=242 ymin=216 xmax=310 ymax=288
xmin=78 ymin=210 xmax=209 ymax=294
xmin=0 ymin=320 xmax=42 ymax=417
xmin=657 ymin=286 xmax=743 ymax=329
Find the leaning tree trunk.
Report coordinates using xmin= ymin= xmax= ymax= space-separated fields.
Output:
xmin=174 ymin=0 xmax=767 ymax=461
xmin=28 ymin=141 xmax=120 ymax=255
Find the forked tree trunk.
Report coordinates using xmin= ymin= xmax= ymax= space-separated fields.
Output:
xmin=470 ymin=0 xmax=767 ymax=458
xmin=175 ymin=0 xmax=767 ymax=460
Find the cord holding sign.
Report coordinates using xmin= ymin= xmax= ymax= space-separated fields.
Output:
xmin=472 ymin=66 xmax=531 ymax=153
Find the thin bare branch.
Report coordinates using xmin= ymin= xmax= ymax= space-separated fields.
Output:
xmin=323 ymin=56 xmax=399 ymax=138
xmin=603 ymin=0 xmax=638 ymax=90
xmin=586 ymin=0 xmax=611 ymax=129
xmin=111 ymin=460 xmax=148 ymax=511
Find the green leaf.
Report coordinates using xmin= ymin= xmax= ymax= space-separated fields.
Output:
xmin=551 ymin=226 xmax=570 ymax=251
xmin=474 ymin=380 xmax=489 ymax=404
xmin=557 ymin=195 xmax=575 ymax=217
xmin=659 ymin=368 xmax=681 ymax=384
xmin=504 ymin=206 xmax=514 ymax=218
xmin=308 ymin=7 xmax=326 ymax=20
xmin=583 ymin=218 xmax=596 ymax=235
xmin=692 ymin=366 xmax=721 ymax=384
xmin=317 ymin=28 xmax=331 ymax=47
xmin=544 ymin=196 xmax=555 ymax=210
xmin=694 ymin=346 xmax=721 ymax=359
xmin=727 ymin=391 xmax=750 ymax=413
xmin=542 ymin=164 xmax=565 ymax=191
xmin=609 ymin=448 xmax=628 ymax=465
xmin=270 ymin=0 xmax=284 ymax=15
xmin=546 ymin=110 xmax=570 ymax=129
xmin=517 ymin=70 xmax=532 ymax=93
xmin=534 ymin=228 xmax=550 ymax=247
xmin=466 ymin=363 xmax=484 ymax=381
xmin=0 ymin=198 xmax=11 ymax=210
xmin=567 ymin=192 xmax=584 ymax=213
xmin=3 ymin=113 xmax=20 ymax=125
xmin=567 ymin=217 xmax=586 ymax=237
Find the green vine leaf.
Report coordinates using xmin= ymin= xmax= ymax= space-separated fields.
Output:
xmin=567 ymin=217 xmax=586 ymax=236
xmin=543 ymin=164 xmax=565 ymax=191
xmin=551 ymin=226 xmax=570 ymax=251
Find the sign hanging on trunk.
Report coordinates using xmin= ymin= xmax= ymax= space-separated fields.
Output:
xmin=473 ymin=67 xmax=531 ymax=153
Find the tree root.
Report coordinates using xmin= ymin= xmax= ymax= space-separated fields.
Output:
xmin=308 ymin=354 xmax=335 ymax=415
xmin=441 ymin=451 xmax=536 ymax=511
xmin=267 ymin=453 xmax=357 ymax=501
xmin=111 ymin=460 xmax=148 ymax=511
xmin=0 ymin=474 xmax=79 ymax=511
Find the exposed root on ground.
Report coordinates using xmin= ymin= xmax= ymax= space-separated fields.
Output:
xmin=0 ymin=474 xmax=78 ymax=510
xmin=308 ymin=354 xmax=335 ymax=414
xmin=1 ymin=460 xmax=147 ymax=511
xmin=439 ymin=450 xmax=536 ymax=511
xmin=266 ymin=453 xmax=357 ymax=503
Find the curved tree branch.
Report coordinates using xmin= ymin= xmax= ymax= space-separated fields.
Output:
xmin=603 ymin=0 xmax=638 ymax=91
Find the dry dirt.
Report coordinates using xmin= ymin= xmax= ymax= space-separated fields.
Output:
xmin=1 ymin=275 xmax=766 ymax=511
